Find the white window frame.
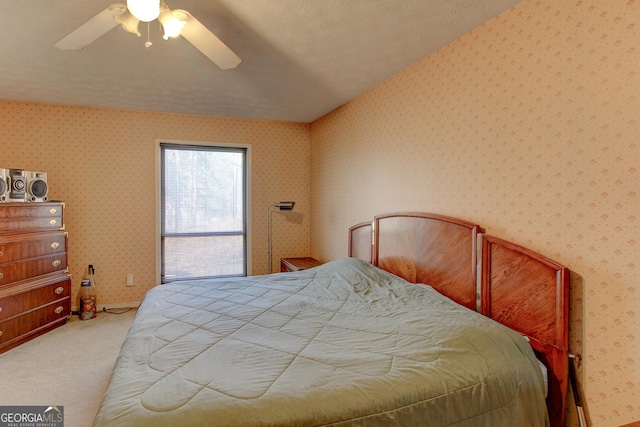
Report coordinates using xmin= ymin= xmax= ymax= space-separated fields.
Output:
xmin=155 ymin=139 xmax=252 ymax=284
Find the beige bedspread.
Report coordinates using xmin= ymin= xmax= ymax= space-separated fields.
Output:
xmin=93 ymin=258 xmax=548 ymax=426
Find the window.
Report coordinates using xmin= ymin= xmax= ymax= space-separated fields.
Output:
xmin=160 ymin=142 xmax=249 ymax=283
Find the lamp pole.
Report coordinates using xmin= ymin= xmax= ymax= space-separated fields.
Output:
xmin=267 ymin=202 xmax=295 ymax=274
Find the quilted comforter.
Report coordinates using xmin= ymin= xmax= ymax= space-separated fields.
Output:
xmin=93 ymin=258 xmax=548 ymax=426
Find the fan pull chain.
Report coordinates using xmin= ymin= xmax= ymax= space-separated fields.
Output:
xmin=145 ymin=22 xmax=152 ymax=48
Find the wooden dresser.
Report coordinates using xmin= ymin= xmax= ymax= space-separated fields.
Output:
xmin=0 ymin=202 xmax=71 ymax=354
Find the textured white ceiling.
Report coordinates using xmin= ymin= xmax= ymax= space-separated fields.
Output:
xmin=0 ymin=0 xmax=522 ymax=123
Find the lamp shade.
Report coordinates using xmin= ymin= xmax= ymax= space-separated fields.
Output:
xmin=127 ymin=0 xmax=160 ymax=22
xmin=273 ymin=201 xmax=295 ymax=210
xmin=159 ymin=6 xmax=186 ymax=40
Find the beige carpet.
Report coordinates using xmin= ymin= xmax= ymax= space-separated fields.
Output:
xmin=0 ymin=309 xmax=136 ymax=427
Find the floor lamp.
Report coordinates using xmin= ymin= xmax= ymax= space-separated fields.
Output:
xmin=267 ymin=201 xmax=295 ymax=274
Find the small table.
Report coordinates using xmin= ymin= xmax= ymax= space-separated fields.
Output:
xmin=280 ymin=257 xmax=322 ymax=272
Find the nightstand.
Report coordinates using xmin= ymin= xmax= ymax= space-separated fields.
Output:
xmin=280 ymin=257 xmax=322 ymax=272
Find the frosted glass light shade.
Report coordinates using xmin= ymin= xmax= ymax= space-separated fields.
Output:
xmin=127 ymin=0 xmax=160 ymax=22
xmin=159 ymin=7 xmax=186 ymax=40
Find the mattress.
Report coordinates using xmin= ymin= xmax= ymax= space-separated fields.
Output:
xmin=93 ymin=258 xmax=549 ymax=427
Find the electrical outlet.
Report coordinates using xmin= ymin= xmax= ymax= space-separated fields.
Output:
xmin=126 ymin=274 xmax=134 ymax=287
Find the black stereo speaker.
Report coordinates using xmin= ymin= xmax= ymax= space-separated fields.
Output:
xmin=0 ymin=169 xmax=7 ymax=202
xmin=26 ymin=171 xmax=48 ymax=202
xmin=0 ymin=169 xmax=50 ymax=202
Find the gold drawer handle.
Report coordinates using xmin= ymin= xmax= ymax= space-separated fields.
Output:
xmin=55 ymin=286 xmax=64 ymax=294
xmin=52 ymin=260 xmax=62 ymax=267
xmin=0 ymin=272 xmax=3 ymax=280
xmin=51 ymin=241 xmax=60 ymax=249
xmin=49 ymin=208 xmax=57 ymax=214
xmin=0 ymin=306 xmax=3 ymax=313
xmin=50 ymin=219 xmax=57 ymax=225
xmin=0 ymin=251 xmax=3 ymax=257
xmin=54 ymin=306 xmax=64 ymax=314
xmin=0 ymin=331 xmax=3 ymax=337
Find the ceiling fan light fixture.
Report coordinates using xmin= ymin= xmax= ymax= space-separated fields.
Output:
xmin=55 ymin=2 xmax=241 ymax=70
xmin=159 ymin=7 xmax=186 ymax=40
xmin=115 ymin=9 xmax=141 ymax=37
xmin=127 ymin=0 xmax=160 ymax=22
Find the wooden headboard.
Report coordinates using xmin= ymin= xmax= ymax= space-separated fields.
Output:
xmin=480 ymin=234 xmax=569 ymax=427
xmin=373 ymin=212 xmax=483 ymax=311
xmin=349 ymin=212 xmax=570 ymax=427
xmin=348 ymin=221 xmax=372 ymax=263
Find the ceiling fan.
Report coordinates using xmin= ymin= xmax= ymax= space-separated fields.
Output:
xmin=54 ymin=0 xmax=241 ymax=70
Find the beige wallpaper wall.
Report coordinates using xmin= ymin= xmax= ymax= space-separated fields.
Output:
xmin=310 ymin=0 xmax=638 ymax=426
xmin=1 ymin=0 xmax=636 ymax=424
xmin=0 ymin=101 xmax=310 ymax=306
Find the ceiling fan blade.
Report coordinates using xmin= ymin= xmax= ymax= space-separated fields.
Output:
xmin=174 ymin=10 xmax=241 ymax=70
xmin=55 ymin=3 xmax=127 ymax=50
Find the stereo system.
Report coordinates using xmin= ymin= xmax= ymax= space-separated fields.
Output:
xmin=0 ymin=168 xmax=49 ymax=202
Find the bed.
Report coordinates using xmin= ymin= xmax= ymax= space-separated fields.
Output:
xmin=94 ymin=212 xmax=569 ymax=427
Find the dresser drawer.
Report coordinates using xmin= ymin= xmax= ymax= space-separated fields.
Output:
xmin=0 ymin=203 xmax=64 ymax=234
xmin=0 ymin=203 xmax=63 ymax=219
xmin=0 ymin=216 xmax=63 ymax=233
xmin=0 ymin=231 xmax=67 ymax=263
xmin=0 ymin=253 xmax=67 ymax=286
xmin=0 ymin=298 xmax=70 ymax=345
xmin=0 ymin=278 xmax=71 ymax=321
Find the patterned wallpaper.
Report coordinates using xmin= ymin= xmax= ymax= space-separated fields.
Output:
xmin=0 ymin=102 xmax=310 ymax=307
xmin=0 ymin=0 xmax=637 ymax=424
xmin=310 ymin=0 xmax=638 ymax=426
